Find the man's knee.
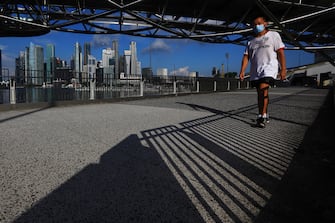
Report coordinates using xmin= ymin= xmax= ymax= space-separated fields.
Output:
xmin=258 ymin=85 xmax=269 ymax=98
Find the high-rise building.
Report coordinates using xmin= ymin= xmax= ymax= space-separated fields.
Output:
xmin=83 ymin=42 xmax=91 ymax=65
xmin=54 ymin=58 xmax=72 ymax=83
xmin=102 ymin=48 xmax=115 ymax=84
xmin=87 ymin=55 xmax=96 ymax=80
xmin=136 ymin=61 xmax=142 ymax=76
xmin=0 ymin=49 xmax=2 ymax=82
xmin=142 ymin=67 xmax=153 ymax=80
xmin=24 ymin=47 xmax=29 ymax=84
xmin=130 ymin=41 xmax=138 ymax=75
xmin=15 ymin=51 xmax=25 ymax=84
xmin=124 ymin=50 xmax=131 ymax=77
xmin=83 ymin=54 xmax=96 ymax=82
xmin=73 ymin=42 xmax=82 ymax=81
xmin=28 ymin=42 xmax=44 ymax=85
xmin=112 ymin=40 xmax=119 ymax=79
xmin=46 ymin=44 xmax=55 ymax=83
xmin=157 ymin=68 xmax=168 ymax=78
xmin=122 ymin=41 xmax=142 ymax=78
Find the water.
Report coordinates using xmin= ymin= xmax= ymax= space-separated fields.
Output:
xmin=0 ymin=87 xmax=142 ymax=104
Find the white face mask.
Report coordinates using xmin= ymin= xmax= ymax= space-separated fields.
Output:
xmin=254 ymin=24 xmax=265 ymax=34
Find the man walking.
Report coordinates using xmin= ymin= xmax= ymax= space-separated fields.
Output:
xmin=239 ymin=16 xmax=286 ymax=128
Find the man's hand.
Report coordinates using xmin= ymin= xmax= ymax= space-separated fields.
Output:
xmin=239 ymin=72 xmax=245 ymax=81
xmin=279 ymin=69 xmax=286 ymax=80
xmin=239 ymin=54 xmax=249 ymax=81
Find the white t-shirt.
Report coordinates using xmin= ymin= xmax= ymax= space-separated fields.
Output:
xmin=244 ymin=31 xmax=285 ymax=81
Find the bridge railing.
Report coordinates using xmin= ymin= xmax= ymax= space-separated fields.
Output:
xmin=0 ymin=74 xmax=252 ymax=105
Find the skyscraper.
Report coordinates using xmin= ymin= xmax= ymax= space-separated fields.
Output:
xmin=82 ymin=54 xmax=96 ymax=83
xmin=136 ymin=61 xmax=142 ymax=76
xmin=112 ymin=40 xmax=119 ymax=79
xmin=130 ymin=41 xmax=137 ymax=75
xmin=29 ymin=42 xmax=44 ymax=85
xmin=87 ymin=55 xmax=96 ymax=80
xmin=102 ymin=48 xmax=116 ymax=84
xmin=0 ymin=49 xmax=2 ymax=82
xmin=46 ymin=44 xmax=55 ymax=83
xmin=24 ymin=47 xmax=29 ymax=84
xmin=83 ymin=42 xmax=91 ymax=65
xmin=15 ymin=51 xmax=25 ymax=84
xmin=124 ymin=50 xmax=131 ymax=77
xmin=74 ymin=42 xmax=82 ymax=81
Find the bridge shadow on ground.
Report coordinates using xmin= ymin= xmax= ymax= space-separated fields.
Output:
xmin=12 ymin=88 xmax=331 ymax=223
xmin=13 ymin=133 xmax=206 ymax=222
xmin=255 ymin=88 xmax=335 ymax=223
xmin=13 ymin=119 xmax=299 ymax=222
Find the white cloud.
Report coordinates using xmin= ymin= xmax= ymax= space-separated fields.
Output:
xmin=0 ymin=45 xmax=7 ymax=50
xmin=169 ymin=66 xmax=190 ymax=76
xmin=142 ymin=39 xmax=171 ymax=54
xmin=91 ymin=35 xmax=114 ymax=48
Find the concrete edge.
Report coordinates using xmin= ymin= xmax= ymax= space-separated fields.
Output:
xmin=0 ymin=89 xmax=236 ymax=112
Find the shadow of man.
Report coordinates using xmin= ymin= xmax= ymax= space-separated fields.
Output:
xmin=13 ymin=134 xmax=204 ymax=223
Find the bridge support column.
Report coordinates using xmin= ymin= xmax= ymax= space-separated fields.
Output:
xmin=90 ymin=79 xmax=96 ymax=100
xmin=10 ymin=79 xmax=16 ymax=105
xmin=214 ymin=81 xmax=217 ymax=92
xmin=140 ymin=81 xmax=144 ymax=97
xmin=173 ymin=81 xmax=177 ymax=95
xmin=196 ymin=81 xmax=200 ymax=93
xmin=227 ymin=80 xmax=230 ymax=91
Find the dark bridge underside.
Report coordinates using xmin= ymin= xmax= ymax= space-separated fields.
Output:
xmin=1 ymin=0 xmax=335 ymax=56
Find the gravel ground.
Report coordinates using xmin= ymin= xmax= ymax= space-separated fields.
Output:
xmin=0 ymin=87 xmax=333 ymax=223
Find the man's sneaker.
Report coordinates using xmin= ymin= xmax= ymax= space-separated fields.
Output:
xmin=265 ymin=117 xmax=270 ymax=124
xmin=256 ymin=117 xmax=266 ymax=128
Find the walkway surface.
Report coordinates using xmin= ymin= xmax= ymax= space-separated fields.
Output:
xmin=0 ymin=87 xmax=334 ymax=223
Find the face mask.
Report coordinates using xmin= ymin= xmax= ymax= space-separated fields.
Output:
xmin=254 ymin=24 xmax=265 ymax=34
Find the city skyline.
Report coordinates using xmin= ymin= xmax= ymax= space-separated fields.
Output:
xmin=0 ymin=31 xmax=315 ymax=77
xmin=12 ymin=39 xmax=144 ymax=85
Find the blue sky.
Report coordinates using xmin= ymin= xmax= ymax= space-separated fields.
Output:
xmin=0 ymin=30 xmax=314 ymax=77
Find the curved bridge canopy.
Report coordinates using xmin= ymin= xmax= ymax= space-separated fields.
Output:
xmin=1 ymin=0 xmax=335 ymax=51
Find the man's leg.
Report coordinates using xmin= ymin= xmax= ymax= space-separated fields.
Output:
xmin=259 ymin=82 xmax=270 ymax=116
xmin=257 ymin=87 xmax=263 ymax=115
xmin=256 ymin=82 xmax=270 ymax=127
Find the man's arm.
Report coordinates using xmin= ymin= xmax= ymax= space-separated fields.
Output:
xmin=277 ymin=48 xmax=286 ymax=80
xmin=239 ymin=54 xmax=249 ymax=80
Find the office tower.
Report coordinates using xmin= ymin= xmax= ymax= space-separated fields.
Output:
xmin=15 ymin=51 xmax=25 ymax=84
xmin=112 ymin=40 xmax=119 ymax=79
xmin=130 ymin=41 xmax=137 ymax=75
xmin=102 ymin=48 xmax=115 ymax=84
xmin=87 ymin=55 xmax=96 ymax=79
xmin=74 ymin=42 xmax=82 ymax=81
xmin=124 ymin=50 xmax=131 ymax=77
xmin=0 ymin=49 xmax=2 ymax=82
xmin=142 ymin=67 xmax=153 ymax=80
xmin=46 ymin=44 xmax=55 ymax=83
xmin=119 ymin=55 xmax=125 ymax=75
xmin=157 ymin=68 xmax=168 ymax=78
xmin=28 ymin=42 xmax=44 ymax=85
xmin=136 ymin=61 xmax=142 ymax=77
xmin=36 ymin=45 xmax=44 ymax=85
xmin=102 ymin=48 xmax=114 ymax=68
xmin=83 ymin=42 xmax=91 ymax=65
xmin=96 ymin=61 xmax=103 ymax=84
xmin=24 ymin=47 xmax=29 ymax=84
xmin=83 ymin=54 xmax=96 ymax=81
